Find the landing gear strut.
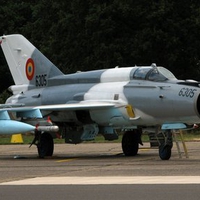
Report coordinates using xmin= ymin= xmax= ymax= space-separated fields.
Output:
xmin=122 ymin=129 xmax=142 ymax=156
xmin=158 ymin=130 xmax=173 ymax=160
xmin=31 ymin=131 xmax=54 ymax=158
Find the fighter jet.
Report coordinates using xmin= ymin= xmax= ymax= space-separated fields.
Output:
xmin=1 ymin=34 xmax=200 ymax=160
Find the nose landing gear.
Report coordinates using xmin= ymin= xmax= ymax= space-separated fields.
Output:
xmin=158 ymin=130 xmax=173 ymax=160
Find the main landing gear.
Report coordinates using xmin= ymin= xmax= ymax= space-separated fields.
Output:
xmin=122 ymin=129 xmax=173 ymax=160
xmin=122 ymin=129 xmax=142 ymax=156
xmin=30 ymin=131 xmax=54 ymax=158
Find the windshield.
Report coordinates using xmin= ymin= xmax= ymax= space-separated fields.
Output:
xmin=133 ymin=67 xmax=152 ymax=80
xmin=133 ymin=67 xmax=176 ymax=82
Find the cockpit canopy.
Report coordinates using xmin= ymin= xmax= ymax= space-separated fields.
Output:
xmin=132 ymin=66 xmax=177 ymax=82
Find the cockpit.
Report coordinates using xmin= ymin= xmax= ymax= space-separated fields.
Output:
xmin=132 ymin=65 xmax=177 ymax=82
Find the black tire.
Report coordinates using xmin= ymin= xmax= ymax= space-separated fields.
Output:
xmin=122 ymin=131 xmax=139 ymax=156
xmin=159 ymin=145 xmax=172 ymax=160
xmin=37 ymin=132 xmax=54 ymax=158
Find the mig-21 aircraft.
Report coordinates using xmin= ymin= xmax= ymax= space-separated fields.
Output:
xmin=0 ymin=34 xmax=200 ymax=160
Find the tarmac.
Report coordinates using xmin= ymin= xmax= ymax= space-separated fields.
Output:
xmin=0 ymin=142 xmax=200 ymax=199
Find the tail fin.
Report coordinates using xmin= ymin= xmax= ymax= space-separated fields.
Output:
xmin=0 ymin=34 xmax=63 ymax=87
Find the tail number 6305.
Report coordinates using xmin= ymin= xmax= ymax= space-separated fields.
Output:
xmin=35 ymin=74 xmax=47 ymax=87
xmin=178 ymin=88 xmax=197 ymax=98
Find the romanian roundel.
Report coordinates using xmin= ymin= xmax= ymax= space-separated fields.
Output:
xmin=25 ymin=58 xmax=35 ymax=80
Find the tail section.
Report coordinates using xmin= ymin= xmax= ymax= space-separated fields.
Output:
xmin=0 ymin=34 xmax=63 ymax=87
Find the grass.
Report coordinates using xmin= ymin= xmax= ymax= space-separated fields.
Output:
xmin=1 ymin=130 xmax=200 ymax=145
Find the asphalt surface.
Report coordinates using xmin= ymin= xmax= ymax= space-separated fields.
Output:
xmin=0 ymin=142 xmax=200 ymax=199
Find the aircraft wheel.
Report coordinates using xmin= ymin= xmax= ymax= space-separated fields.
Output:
xmin=159 ymin=144 xmax=172 ymax=160
xmin=122 ymin=131 xmax=139 ymax=156
xmin=37 ymin=132 xmax=54 ymax=158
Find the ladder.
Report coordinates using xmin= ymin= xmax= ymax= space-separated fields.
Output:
xmin=172 ymin=130 xmax=189 ymax=158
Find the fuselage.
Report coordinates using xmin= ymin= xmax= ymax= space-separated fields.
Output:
xmin=6 ymin=65 xmax=200 ymax=128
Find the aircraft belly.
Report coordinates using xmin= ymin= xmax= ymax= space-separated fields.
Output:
xmin=90 ymin=108 xmax=132 ymax=127
xmin=46 ymin=111 xmax=78 ymax=122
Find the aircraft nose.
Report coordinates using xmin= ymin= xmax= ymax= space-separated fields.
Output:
xmin=196 ymin=94 xmax=200 ymax=116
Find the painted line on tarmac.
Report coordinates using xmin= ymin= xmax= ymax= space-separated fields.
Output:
xmin=1 ymin=176 xmax=200 ymax=185
xmin=56 ymin=158 xmax=78 ymax=163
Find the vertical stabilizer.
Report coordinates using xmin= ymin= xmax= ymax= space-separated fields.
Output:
xmin=0 ymin=34 xmax=63 ymax=87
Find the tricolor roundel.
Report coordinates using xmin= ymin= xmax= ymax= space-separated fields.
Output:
xmin=25 ymin=58 xmax=35 ymax=80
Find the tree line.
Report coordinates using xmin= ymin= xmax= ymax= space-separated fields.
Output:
xmin=0 ymin=0 xmax=200 ymax=101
